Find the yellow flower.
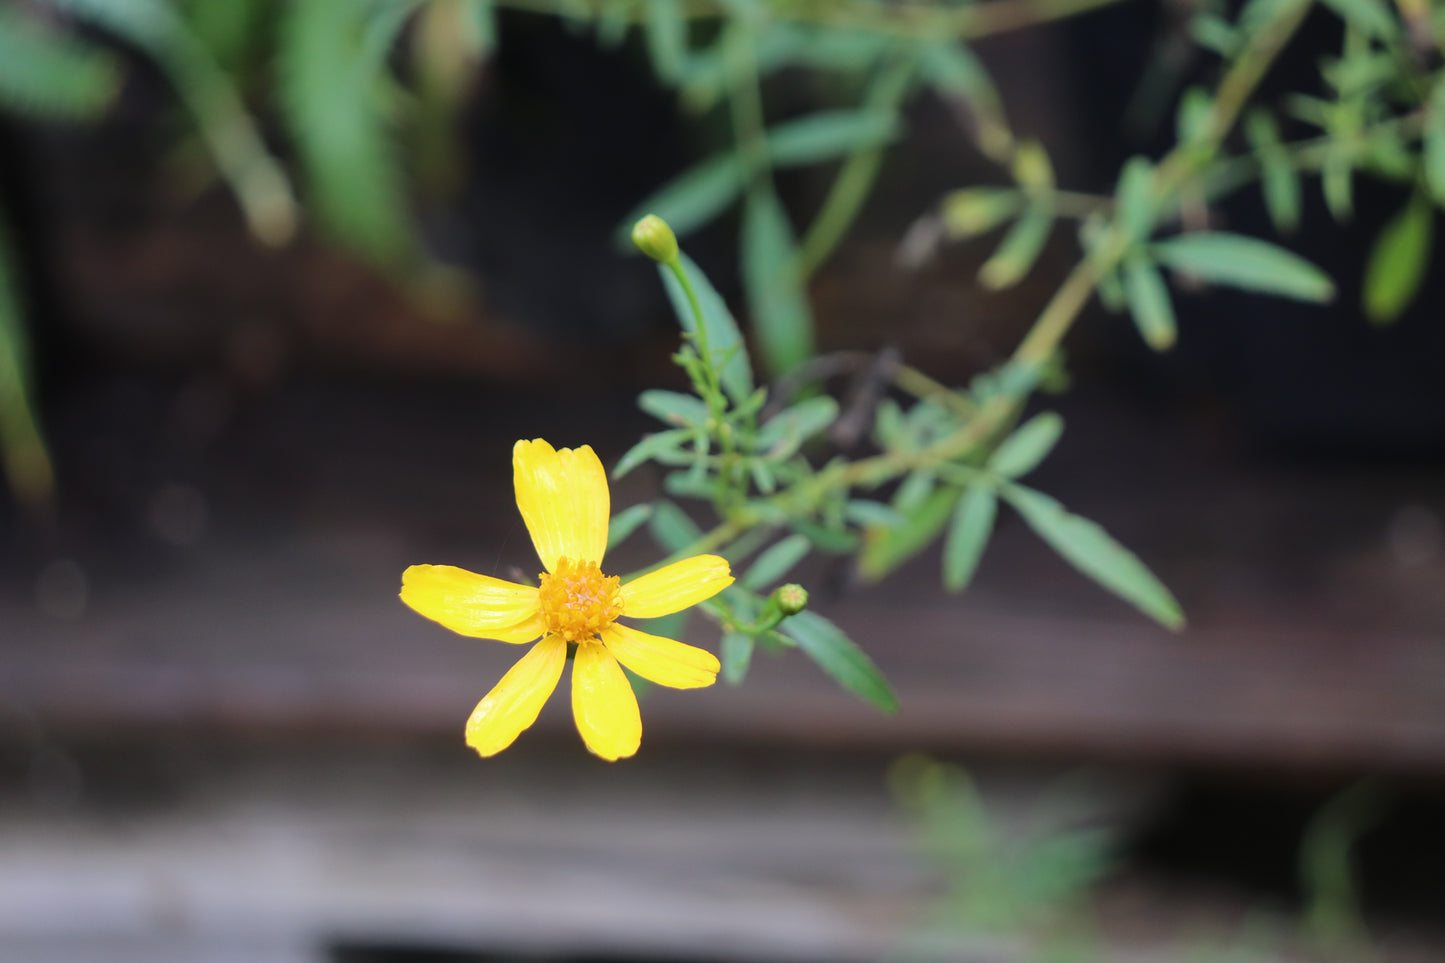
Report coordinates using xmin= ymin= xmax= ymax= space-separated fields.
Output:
xmin=400 ymin=439 xmax=733 ymax=761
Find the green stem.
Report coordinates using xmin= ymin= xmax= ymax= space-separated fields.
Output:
xmin=796 ymin=58 xmax=915 ymax=276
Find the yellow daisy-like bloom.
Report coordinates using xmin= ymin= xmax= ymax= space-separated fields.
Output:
xmin=400 ymin=439 xmax=733 ymax=761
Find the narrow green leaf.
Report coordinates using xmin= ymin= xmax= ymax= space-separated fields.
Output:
xmin=1152 ymin=232 xmax=1335 ymax=302
xmin=643 ymin=0 xmax=686 ymax=82
xmin=978 ymin=206 xmax=1054 ymax=290
xmin=1002 ymin=484 xmax=1184 ymax=630
xmin=606 ymin=503 xmax=654 ymax=552
xmin=767 ymin=110 xmax=902 ymax=168
xmin=1115 ymin=156 xmax=1157 ymax=244
xmin=648 ymin=500 xmax=703 ymax=553
xmin=791 ymin=517 xmax=859 ymax=554
xmin=859 ymin=485 xmax=960 ymax=581
xmin=741 ymin=187 xmax=815 ymax=377
xmin=988 ymin=412 xmax=1065 ymax=478
xmin=1175 ymin=87 xmax=1213 ymax=145
xmin=941 ymin=187 xmax=1022 ymax=240
xmin=721 ymin=631 xmax=754 ymax=685
xmin=891 ymin=469 xmax=936 ymax=514
xmin=622 ymin=155 xmax=747 ymax=243
xmin=1122 ymin=253 xmax=1178 ymax=351
xmin=0 ymin=208 xmax=53 ymax=505
xmin=1317 ymin=0 xmax=1397 ymax=38
xmin=943 ymin=486 xmax=996 ymax=592
xmin=756 ymin=396 xmax=838 ymax=455
xmin=844 ymin=499 xmax=905 ymax=529
xmin=1362 ymin=194 xmax=1433 ymax=324
xmin=741 ymin=533 xmax=812 ymax=590
xmin=613 ymin=428 xmax=691 ymax=478
xmin=1245 ymin=110 xmax=1301 ymax=233
xmin=638 ymin=389 xmax=710 ymax=429
xmin=1425 ymin=81 xmax=1445 ymax=207
xmin=660 ymin=252 xmax=755 ymax=404
xmin=1322 ymin=151 xmax=1354 ymax=222
xmin=781 ymin=610 xmax=898 ymax=713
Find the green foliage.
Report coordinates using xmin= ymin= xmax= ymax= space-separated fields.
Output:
xmin=1151 ymin=232 xmax=1335 ymax=302
xmin=942 ymin=485 xmax=996 ymax=592
xmin=741 ymin=185 xmax=815 ymax=375
xmin=1001 ymin=483 xmax=1184 ymax=630
xmin=780 ymin=610 xmax=897 ymax=713
xmin=278 ymin=0 xmax=412 ymax=265
xmin=1362 ymin=193 xmax=1433 ymax=324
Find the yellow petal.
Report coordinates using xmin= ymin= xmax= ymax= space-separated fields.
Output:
xmin=465 ymin=635 xmax=566 ymax=757
xmin=571 ymin=641 xmax=641 ymax=761
xmin=513 ymin=439 xmax=610 ymax=572
xmin=602 ymin=623 xmax=719 ymax=690
xmin=401 ymin=565 xmax=543 ymax=643
xmin=620 ymin=554 xmax=733 ymax=618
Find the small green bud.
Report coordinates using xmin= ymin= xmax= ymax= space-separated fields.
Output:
xmin=774 ymin=583 xmax=809 ymax=616
xmin=631 ymin=214 xmax=679 ymax=263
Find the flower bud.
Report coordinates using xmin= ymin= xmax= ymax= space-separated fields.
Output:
xmin=773 ymin=583 xmax=809 ymax=616
xmin=631 ymin=214 xmax=679 ymax=263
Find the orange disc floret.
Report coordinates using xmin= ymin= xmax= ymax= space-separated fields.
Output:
xmin=537 ymin=557 xmax=623 ymax=642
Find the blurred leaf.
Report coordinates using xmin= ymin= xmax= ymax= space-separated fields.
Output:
xmin=891 ymin=469 xmax=936 ymax=514
xmin=1122 ymin=253 xmax=1178 ymax=351
xmin=720 ymin=630 xmax=754 ymax=684
xmin=941 ymin=187 xmax=1022 ymax=240
xmin=1362 ymin=194 xmax=1433 ymax=324
xmin=1318 ymin=0 xmax=1397 ymax=38
xmin=741 ymin=533 xmax=811 ymax=590
xmin=844 ymin=499 xmax=905 ymax=529
xmin=279 ymin=0 xmax=410 ymax=260
xmin=1010 ymin=140 xmax=1054 ymax=192
xmin=792 ymin=517 xmax=860 ymax=554
xmin=638 ymin=389 xmax=710 ymax=429
xmin=1426 ymin=81 xmax=1445 ymax=207
xmin=643 ymin=0 xmax=686 ymax=82
xmin=613 ymin=428 xmax=691 ymax=478
xmin=622 ymin=155 xmax=747 ymax=243
xmin=943 ymin=486 xmax=996 ymax=592
xmin=918 ymin=41 xmax=1010 ymax=159
xmin=756 ymin=396 xmax=838 ymax=456
xmin=988 ymin=412 xmax=1064 ymax=478
xmin=182 ymin=0 xmax=269 ymax=70
xmin=1189 ymin=13 xmax=1238 ymax=55
xmin=0 ymin=210 xmax=53 ymax=505
xmin=767 ymin=110 xmax=902 ymax=167
xmin=660 ymin=252 xmax=755 ymax=404
xmin=1174 ymin=86 xmax=1213 ymax=145
xmin=1245 ymin=110 xmax=1301 ymax=233
xmin=606 ymin=503 xmax=653 ymax=552
xmin=978 ymin=206 xmax=1053 ymax=290
xmin=741 ymin=187 xmax=815 ymax=377
xmin=51 ymin=0 xmax=297 ymax=246
xmin=1115 ymin=156 xmax=1157 ymax=244
xmin=1002 ymin=484 xmax=1184 ymax=630
xmin=781 ymin=610 xmax=898 ymax=713
xmin=648 ymin=500 xmax=703 ymax=553
xmin=0 ymin=9 xmax=120 ymax=120
xmin=1152 ymin=231 xmax=1335 ymax=302
xmin=1322 ymin=150 xmax=1354 ymax=222
xmin=859 ymin=485 xmax=960 ymax=581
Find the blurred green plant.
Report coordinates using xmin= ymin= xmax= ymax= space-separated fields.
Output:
xmin=888 ymin=758 xmax=1392 ymax=962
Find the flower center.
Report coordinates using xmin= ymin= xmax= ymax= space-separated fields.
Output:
xmin=537 ymin=557 xmax=622 ymax=642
